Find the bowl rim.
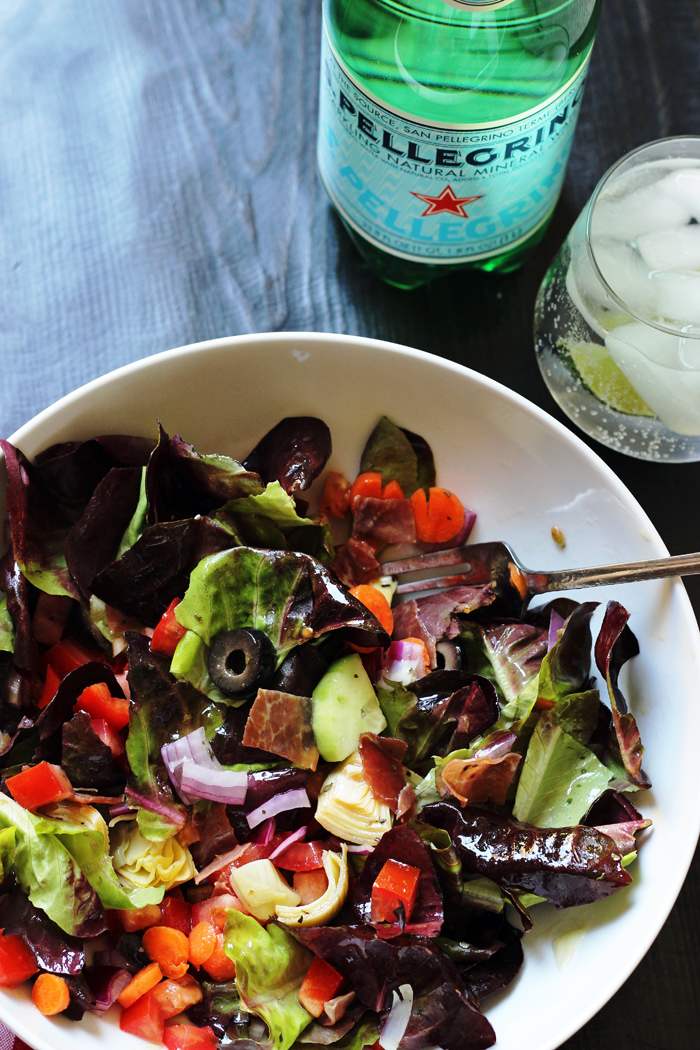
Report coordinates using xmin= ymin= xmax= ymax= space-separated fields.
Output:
xmin=2 ymin=330 xmax=699 ymax=1050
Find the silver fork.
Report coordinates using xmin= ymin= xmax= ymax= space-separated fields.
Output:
xmin=379 ymin=542 xmax=700 ymax=604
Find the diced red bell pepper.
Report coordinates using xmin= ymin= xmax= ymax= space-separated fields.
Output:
xmin=38 ymin=664 xmax=61 ymax=711
xmin=162 ymin=1024 xmax=218 ymax=1050
xmin=90 ymin=717 xmax=125 ymax=758
xmin=119 ymin=989 xmax=166 ymax=1043
xmin=151 ymin=599 xmax=187 ymax=658
xmin=74 ymin=681 xmax=130 ymax=731
xmin=0 ymin=933 xmax=38 ymax=986
xmin=370 ymin=859 xmax=421 ymax=924
xmin=6 ymin=762 xmax=73 ymax=811
xmin=275 ymin=841 xmax=326 ymax=872
xmin=42 ymin=636 xmax=108 ymax=679
xmin=157 ymin=896 xmax=193 ymax=936
xmin=113 ymin=904 xmax=163 ymax=932
xmin=293 ymin=869 xmax=329 ymax=905
xmin=298 ymin=957 xmax=344 ymax=1018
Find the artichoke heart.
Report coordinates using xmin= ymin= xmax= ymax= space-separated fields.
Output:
xmin=276 ymin=845 xmax=349 ymax=927
xmin=315 ymin=751 xmax=392 ymax=846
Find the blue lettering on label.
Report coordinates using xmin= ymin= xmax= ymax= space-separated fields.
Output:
xmin=317 ymin=24 xmax=591 ymax=263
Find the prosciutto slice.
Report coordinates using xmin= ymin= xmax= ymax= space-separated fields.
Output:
xmin=242 ymin=689 xmax=319 ymax=770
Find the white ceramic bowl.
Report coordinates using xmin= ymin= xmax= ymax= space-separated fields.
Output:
xmin=2 ymin=332 xmax=699 ymax=1050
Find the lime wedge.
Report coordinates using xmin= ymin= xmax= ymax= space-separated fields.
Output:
xmin=565 ymin=341 xmax=654 ymax=417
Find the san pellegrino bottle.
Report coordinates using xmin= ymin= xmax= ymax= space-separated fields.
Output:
xmin=317 ymin=0 xmax=603 ymax=288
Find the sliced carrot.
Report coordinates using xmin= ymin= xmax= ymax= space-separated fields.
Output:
xmin=118 ymin=962 xmax=164 ymax=1009
xmin=142 ymin=925 xmax=190 ymax=979
xmin=319 ymin=471 xmax=352 ymax=518
xmin=381 ymin=480 xmax=404 ymax=500
xmin=200 ymin=932 xmax=237 ymax=981
xmin=410 ymin=487 xmax=465 ymax=544
xmin=32 ymin=973 xmax=70 ymax=1016
xmin=349 ymin=584 xmax=393 ymax=636
xmin=349 ymin=472 xmax=383 ymax=510
xmin=189 ymin=921 xmax=217 ymax=968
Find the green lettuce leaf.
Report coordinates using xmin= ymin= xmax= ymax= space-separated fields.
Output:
xmin=0 ymin=825 xmax=17 ymax=883
xmin=0 ymin=795 xmax=105 ymax=937
xmin=116 ymin=466 xmax=148 ymax=558
xmin=224 ymin=911 xmax=313 ymax=1050
xmin=34 ymin=804 xmax=164 ymax=909
xmin=0 ymin=597 xmax=15 ymax=653
xmin=513 ymin=710 xmax=613 ymax=827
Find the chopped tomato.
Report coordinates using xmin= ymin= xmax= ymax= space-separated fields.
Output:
xmin=298 ymin=957 xmax=344 ymax=1018
xmin=0 ymin=933 xmax=38 ymax=986
xmin=319 ymin=471 xmax=352 ymax=519
xmin=293 ymin=869 xmax=329 ymax=905
xmin=349 ymin=472 xmax=383 ymax=510
xmin=152 ymin=974 xmax=203 ymax=1019
xmin=90 ymin=717 xmax=125 ymax=758
xmin=74 ymin=681 xmax=130 ymax=731
xmin=381 ymin=479 xmax=404 ymax=500
xmin=157 ymin=895 xmax=193 ymax=936
xmin=42 ymin=636 xmax=109 ymax=679
xmin=275 ymin=841 xmax=326 ymax=872
xmin=38 ymin=664 xmax=61 ymax=710
xmin=191 ymin=893 xmax=248 ymax=930
xmin=113 ymin=904 xmax=163 ymax=932
xmin=6 ymin=762 xmax=73 ymax=811
xmin=119 ymin=989 xmax=166 ymax=1043
xmin=371 ymin=859 xmax=421 ymax=924
xmin=162 ymin=1024 xmax=217 ymax=1050
xmin=151 ymin=599 xmax=187 ymax=658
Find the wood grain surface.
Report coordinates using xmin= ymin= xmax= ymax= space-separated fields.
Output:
xmin=0 ymin=1 xmax=699 ymax=1047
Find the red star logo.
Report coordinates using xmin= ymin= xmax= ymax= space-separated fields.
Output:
xmin=411 ymin=185 xmax=484 ymax=218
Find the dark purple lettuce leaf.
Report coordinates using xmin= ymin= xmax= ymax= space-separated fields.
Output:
xmin=584 ymin=789 xmax=644 ymax=827
xmin=63 ymin=972 xmax=98 ymax=1021
xmin=379 ymin=670 xmax=499 ymax=772
xmin=243 ymin=417 xmax=331 ymax=495
xmin=225 ymin=768 xmax=311 ymax=840
xmin=62 ymin=711 xmax=127 ymax=791
xmin=0 ymin=552 xmax=37 ymax=719
xmin=146 ymin=427 xmax=263 ymax=525
xmin=187 ymin=978 xmax=245 ymax=1041
xmin=190 ymin=804 xmax=240 ymax=869
xmin=537 ymin=601 xmax=599 ymax=704
xmin=292 ymin=925 xmax=494 ymax=1050
xmin=36 ymin=661 xmax=123 ymax=743
xmin=422 ymin=799 xmax=631 ymax=907
xmin=461 ymin=620 xmax=548 ymax=704
xmin=594 ymin=601 xmax=648 ymax=788
xmin=0 ymin=439 xmax=79 ymax=599
xmin=125 ymin=633 xmax=212 ymax=826
xmin=271 ymin=643 xmax=330 ymax=698
xmin=297 ymin=1003 xmax=366 ymax=1043
xmin=0 ymin=888 xmax=85 ymax=974
xmin=210 ymin=704 xmax=282 ymax=770
xmin=456 ymin=919 xmax=523 ymax=1004
xmin=91 ymin=517 xmax=237 ymax=626
xmin=393 ymin=587 xmax=496 ymax=666
xmin=64 ymin=467 xmax=143 ymax=596
xmin=31 ymin=435 xmax=154 ymax=508
xmin=351 ymin=825 xmax=443 ymax=938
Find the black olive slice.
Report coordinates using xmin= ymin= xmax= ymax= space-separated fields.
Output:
xmin=208 ymin=628 xmax=276 ymax=699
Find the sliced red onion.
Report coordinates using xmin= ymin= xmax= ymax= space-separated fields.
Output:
xmin=179 ymin=760 xmax=248 ymax=804
xmin=346 ymin=843 xmax=375 ymax=854
xmin=125 ymin=786 xmax=185 ymax=825
xmin=251 ymin=817 xmax=277 ymax=845
xmin=194 ymin=844 xmax=251 ymax=885
xmin=246 ymin=787 xmax=311 ymax=829
xmin=268 ymin=825 xmax=308 ymax=862
xmin=380 ymin=984 xmax=413 ymax=1050
xmin=548 ymin=609 xmax=566 ymax=651
xmin=162 ymin=727 xmax=225 ymax=804
xmin=87 ymin=966 xmax=133 ymax=1014
xmin=380 ymin=639 xmax=429 ymax=687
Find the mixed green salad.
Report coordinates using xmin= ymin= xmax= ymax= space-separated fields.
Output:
xmin=0 ymin=416 xmax=650 ymax=1050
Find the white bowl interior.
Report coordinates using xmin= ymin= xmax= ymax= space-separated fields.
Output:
xmin=2 ymin=332 xmax=699 ymax=1050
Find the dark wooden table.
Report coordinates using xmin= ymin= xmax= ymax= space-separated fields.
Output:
xmin=1 ymin=1 xmax=699 ymax=1047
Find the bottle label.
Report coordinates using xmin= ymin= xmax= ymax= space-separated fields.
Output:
xmin=440 ymin=1 xmax=517 ymax=9
xmin=317 ymin=22 xmax=591 ymax=264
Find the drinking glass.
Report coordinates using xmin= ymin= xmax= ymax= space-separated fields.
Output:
xmin=534 ymin=137 xmax=700 ymax=462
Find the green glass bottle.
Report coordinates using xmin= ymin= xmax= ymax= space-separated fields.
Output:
xmin=317 ymin=0 xmax=602 ymax=288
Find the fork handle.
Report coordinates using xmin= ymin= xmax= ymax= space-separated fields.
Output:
xmin=530 ymin=551 xmax=700 ymax=594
